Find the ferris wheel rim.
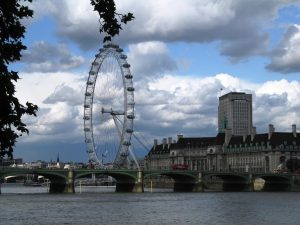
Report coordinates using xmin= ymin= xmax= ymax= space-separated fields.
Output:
xmin=83 ymin=43 xmax=134 ymax=168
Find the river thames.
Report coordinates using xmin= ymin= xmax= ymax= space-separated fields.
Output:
xmin=1 ymin=184 xmax=300 ymax=225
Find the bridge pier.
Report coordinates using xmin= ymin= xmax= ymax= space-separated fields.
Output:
xmin=192 ymin=172 xmax=204 ymax=192
xmin=49 ymin=170 xmax=74 ymax=194
xmin=64 ymin=169 xmax=75 ymax=193
xmin=116 ymin=171 xmax=144 ymax=193
xmin=244 ymin=174 xmax=254 ymax=192
xmin=132 ymin=171 xmax=144 ymax=193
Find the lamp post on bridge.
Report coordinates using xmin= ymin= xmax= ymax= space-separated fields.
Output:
xmin=187 ymin=142 xmax=191 ymax=170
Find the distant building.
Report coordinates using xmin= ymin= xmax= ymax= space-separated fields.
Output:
xmin=218 ymin=92 xmax=252 ymax=136
xmin=0 ymin=158 xmax=23 ymax=167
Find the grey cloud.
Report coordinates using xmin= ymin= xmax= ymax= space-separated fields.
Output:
xmin=254 ymin=93 xmax=288 ymax=108
xmin=220 ymin=34 xmax=269 ymax=62
xmin=266 ymin=24 xmax=300 ymax=73
xmin=253 ymin=93 xmax=290 ymax=132
xmin=43 ymin=84 xmax=84 ymax=105
xmin=22 ymin=41 xmax=85 ymax=72
xmin=45 ymin=0 xmax=298 ymax=62
xmin=129 ymin=52 xmax=177 ymax=77
xmin=127 ymin=42 xmax=177 ymax=79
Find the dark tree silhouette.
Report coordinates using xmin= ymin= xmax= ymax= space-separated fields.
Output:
xmin=0 ymin=0 xmax=38 ymax=159
xmin=90 ymin=0 xmax=134 ymax=42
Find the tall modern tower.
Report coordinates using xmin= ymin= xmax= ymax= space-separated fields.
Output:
xmin=218 ymin=92 xmax=253 ymax=136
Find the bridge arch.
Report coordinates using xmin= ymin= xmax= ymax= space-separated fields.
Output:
xmin=144 ymin=171 xmax=199 ymax=192
xmin=253 ymin=174 xmax=291 ymax=191
xmin=75 ymin=170 xmax=140 ymax=192
xmin=203 ymin=173 xmax=251 ymax=191
xmin=0 ymin=169 xmax=71 ymax=193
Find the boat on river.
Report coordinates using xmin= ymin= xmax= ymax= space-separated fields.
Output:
xmin=23 ymin=180 xmax=43 ymax=187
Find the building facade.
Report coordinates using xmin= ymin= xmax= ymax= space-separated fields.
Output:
xmin=144 ymin=125 xmax=300 ymax=173
xmin=218 ymin=92 xmax=252 ymax=136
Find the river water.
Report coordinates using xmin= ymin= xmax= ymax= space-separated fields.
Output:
xmin=1 ymin=184 xmax=300 ymax=225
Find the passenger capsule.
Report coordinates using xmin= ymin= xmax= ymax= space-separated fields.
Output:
xmin=120 ymin=152 xmax=129 ymax=157
xmin=123 ymin=141 xmax=131 ymax=146
xmin=120 ymin=55 xmax=127 ymax=59
xmin=127 ymin=87 xmax=134 ymax=92
xmin=123 ymin=63 xmax=130 ymax=68
xmin=111 ymin=44 xmax=119 ymax=49
xmin=125 ymin=74 xmax=133 ymax=79
xmin=127 ymin=115 xmax=134 ymax=119
xmin=85 ymin=92 xmax=91 ymax=96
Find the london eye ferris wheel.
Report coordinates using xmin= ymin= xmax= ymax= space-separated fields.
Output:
xmin=83 ymin=43 xmax=135 ymax=168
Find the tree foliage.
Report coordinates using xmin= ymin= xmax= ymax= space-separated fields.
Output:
xmin=0 ymin=0 xmax=38 ymax=159
xmin=90 ymin=0 xmax=135 ymax=43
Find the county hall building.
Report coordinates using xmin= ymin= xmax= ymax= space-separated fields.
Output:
xmin=144 ymin=92 xmax=300 ymax=172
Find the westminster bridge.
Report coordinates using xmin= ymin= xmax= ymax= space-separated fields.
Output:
xmin=1 ymin=168 xmax=300 ymax=193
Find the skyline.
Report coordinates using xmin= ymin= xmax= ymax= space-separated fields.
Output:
xmin=12 ymin=0 xmax=300 ymax=162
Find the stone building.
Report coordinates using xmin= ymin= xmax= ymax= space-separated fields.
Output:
xmin=145 ymin=92 xmax=299 ymax=173
xmin=224 ymin=124 xmax=300 ymax=172
xmin=218 ymin=92 xmax=252 ymax=136
xmin=144 ymin=125 xmax=300 ymax=173
xmin=145 ymin=134 xmax=225 ymax=171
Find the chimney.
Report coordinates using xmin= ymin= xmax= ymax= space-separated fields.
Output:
xmin=268 ymin=124 xmax=275 ymax=140
xmin=292 ymin=124 xmax=297 ymax=138
xmin=251 ymin=127 xmax=256 ymax=142
xmin=243 ymin=134 xmax=247 ymax=142
xmin=225 ymin=128 xmax=232 ymax=147
xmin=162 ymin=138 xmax=167 ymax=149
xmin=177 ymin=134 xmax=183 ymax=141
xmin=168 ymin=137 xmax=172 ymax=148
xmin=153 ymin=139 xmax=158 ymax=149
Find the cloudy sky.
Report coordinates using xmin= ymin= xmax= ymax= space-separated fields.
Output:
xmin=13 ymin=0 xmax=300 ymax=162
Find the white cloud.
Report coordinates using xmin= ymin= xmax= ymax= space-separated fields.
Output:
xmin=15 ymin=72 xmax=86 ymax=144
xmin=14 ymin=68 xmax=300 ymax=160
xmin=16 ymin=72 xmax=85 ymax=107
xmin=266 ymin=24 xmax=300 ymax=73
xmin=256 ymin=79 xmax=300 ymax=107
